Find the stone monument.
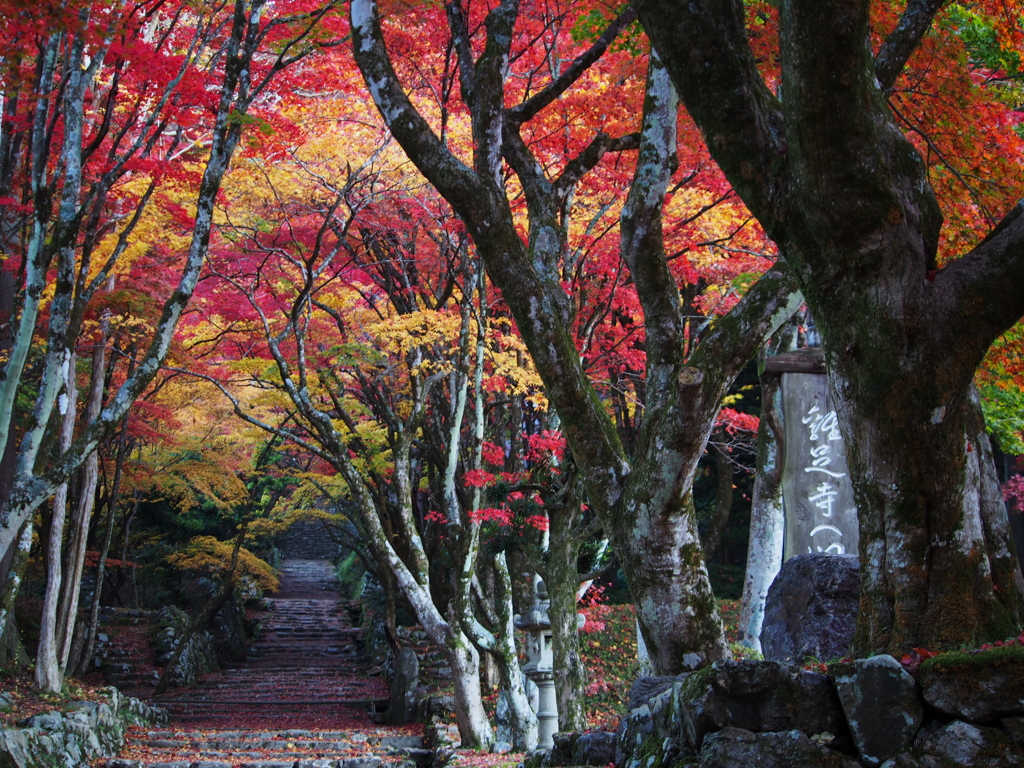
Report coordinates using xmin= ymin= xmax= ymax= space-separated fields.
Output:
xmin=765 ymin=348 xmax=859 ymax=560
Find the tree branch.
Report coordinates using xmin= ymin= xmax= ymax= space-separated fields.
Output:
xmin=507 ymin=7 xmax=637 ymax=127
xmin=933 ymin=198 xmax=1024 ymax=363
xmin=630 ymin=0 xmax=786 ymax=234
xmin=874 ymin=0 xmax=947 ymax=94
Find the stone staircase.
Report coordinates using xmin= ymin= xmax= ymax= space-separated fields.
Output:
xmin=107 ymin=726 xmax=429 ymax=768
xmin=100 ymin=553 xmax=425 ymax=768
xmin=152 ymin=559 xmax=386 ymax=727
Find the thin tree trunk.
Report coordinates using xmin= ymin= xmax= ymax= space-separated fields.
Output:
xmin=74 ymin=357 xmax=130 ymax=675
xmin=701 ymin=435 xmax=734 ymax=562
xmin=490 ymin=553 xmax=538 ymax=750
xmin=36 ymin=352 xmax=78 ymax=692
xmin=737 ymin=372 xmax=785 ymax=652
xmin=57 ymin=319 xmax=109 ymax=669
xmin=0 ymin=519 xmax=33 ymax=667
xmin=545 ymin=499 xmax=587 ymax=732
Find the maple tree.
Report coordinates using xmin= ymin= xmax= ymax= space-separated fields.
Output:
xmin=0 ymin=0 xmax=340 ymax=690
xmin=633 ymin=0 xmax=1024 ymax=654
xmin=351 ymin=0 xmax=801 ymax=677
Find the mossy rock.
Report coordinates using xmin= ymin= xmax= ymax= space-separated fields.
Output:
xmin=699 ymin=727 xmax=860 ymax=767
xmin=900 ymin=720 xmax=1023 ymax=767
xmin=919 ymin=647 xmax=1024 ymax=722
xmin=678 ymin=660 xmax=847 ymax=750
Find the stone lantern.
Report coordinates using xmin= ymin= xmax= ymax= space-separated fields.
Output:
xmin=515 ymin=579 xmax=558 ymax=748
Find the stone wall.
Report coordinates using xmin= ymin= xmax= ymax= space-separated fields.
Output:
xmin=153 ymin=606 xmax=219 ymax=688
xmin=0 ymin=688 xmax=165 ymax=768
xmin=527 ymin=649 xmax=1024 ymax=768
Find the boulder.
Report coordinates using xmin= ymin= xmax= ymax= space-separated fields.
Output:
xmin=832 ymin=654 xmax=923 ymax=766
xmin=896 ymin=720 xmax=1024 ymax=768
xmin=550 ymin=732 xmax=579 ymax=766
xmin=760 ymin=553 xmax=859 ymax=664
xmin=918 ymin=647 xmax=1024 ymax=722
xmin=628 ymin=676 xmax=679 ymax=711
xmin=617 ymin=681 xmax=696 ymax=768
xmin=572 ymin=731 xmax=617 ymax=766
xmin=647 ymin=683 xmax=684 ymax=739
xmin=699 ymin=727 xmax=861 ymax=768
xmin=615 ymin=702 xmax=654 ymax=766
xmin=680 ymin=659 xmax=848 ymax=750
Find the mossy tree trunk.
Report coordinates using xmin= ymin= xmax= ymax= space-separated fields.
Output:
xmin=543 ymin=498 xmax=590 ymax=732
xmin=632 ymin=0 xmax=1024 ymax=654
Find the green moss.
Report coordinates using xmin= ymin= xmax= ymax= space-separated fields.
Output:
xmin=919 ymin=644 xmax=1024 ymax=676
xmin=677 ymin=664 xmax=716 ymax=702
xmin=636 ymin=733 xmax=666 ymax=768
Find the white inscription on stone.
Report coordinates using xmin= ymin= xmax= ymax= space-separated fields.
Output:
xmin=802 ymin=405 xmax=847 ymax=554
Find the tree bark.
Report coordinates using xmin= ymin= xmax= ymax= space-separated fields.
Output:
xmin=57 ymin=322 xmax=109 ymax=670
xmin=631 ymin=0 xmax=1024 ymax=653
xmin=544 ymin=504 xmax=588 ymax=732
xmin=0 ymin=519 xmax=33 ymax=668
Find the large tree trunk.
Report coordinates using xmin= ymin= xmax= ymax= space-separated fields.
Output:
xmin=835 ymin=358 xmax=1024 ymax=653
xmin=632 ymin=0 xmax=1024 ymax=654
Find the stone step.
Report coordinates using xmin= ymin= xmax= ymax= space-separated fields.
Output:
xmin=104 ymin=755 xmax=411 ymax=768
xmin=136 ymin=730 xmax=422 ymax=750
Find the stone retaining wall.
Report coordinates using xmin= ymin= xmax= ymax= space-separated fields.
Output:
xmin=0 ymin=687 xmax=165 ymax=768
xmin=527 ymin=649 xmax=1024 ymax=768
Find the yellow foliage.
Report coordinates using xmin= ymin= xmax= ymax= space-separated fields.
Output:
xmin=166 ymin=535 xmax=279 ymax=592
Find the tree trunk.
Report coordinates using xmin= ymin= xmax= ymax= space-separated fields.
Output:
xmin=36 ymin=352 xmax=78 ymax=693
xmin=74 ymin=363 xmax=131 ymax=676
xmin=701 ymin=435 xmax=734 ymax=562
xmin=545 ymin=502 xmax=587 ymax=732
xmin=477 ymin=553 xmax=538 ymax=751
xmin=737 ymin=371 xmax=785 ymax=652
xmin=0 ymin=519 xmax=33 ymax=668
xmin=632 ymin=0 xmax=1024 ymax=654
xmin=57 ymin=325 xmax=109 ymax=670
xmin=837 ymin=363 xmax=1024 ymax=654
